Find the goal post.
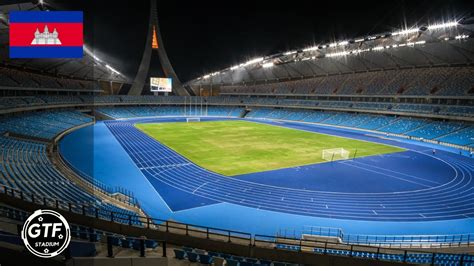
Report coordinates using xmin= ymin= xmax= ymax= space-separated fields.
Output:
xmin=186 ymin=117 xmax=201 ymax=123
xmin=322 ymin=148 xmax=350 ymax=161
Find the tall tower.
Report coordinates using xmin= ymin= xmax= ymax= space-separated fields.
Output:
xmin=128 ymin=0 xmax=188 ymax=96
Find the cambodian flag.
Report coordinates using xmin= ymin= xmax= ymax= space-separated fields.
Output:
xmin=9 ymin=11 xmax=83 ymax=58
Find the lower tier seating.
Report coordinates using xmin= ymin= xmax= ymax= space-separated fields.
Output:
xmin=97 ymin=106 xmax=244 ymax=119
xmin=0 ymin=110 xmax=93 ymax=140
xmin=0 ymin=95 xmax=472 ymax=118
xmin=95 ymin=106 xmax=474 ymax=148
xmin=0 ymin=136 xmax=140 ymax=225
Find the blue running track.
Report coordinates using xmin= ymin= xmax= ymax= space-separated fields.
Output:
xmin=59 ymin=117 xmax=474 ymax=236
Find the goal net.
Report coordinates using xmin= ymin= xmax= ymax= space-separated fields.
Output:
xmin=322 ymin=148 xmax=350 ymax=161
xmin=186 ymin=117 xmax=201 ymax=123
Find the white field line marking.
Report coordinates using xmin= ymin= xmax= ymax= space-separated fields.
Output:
xmin=346 ymin=160 xmax=441 ymax=185
xmin=193 ymin=182 xmax=209 ymax=194
xmin=339 ymin=162 xmax=433 ymax=188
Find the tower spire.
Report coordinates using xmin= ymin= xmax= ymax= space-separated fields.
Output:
xmin=129 ymin=0 xmax=187 ymax=96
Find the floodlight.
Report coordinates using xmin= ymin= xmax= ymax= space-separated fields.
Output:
xmin=327 ymin=51 xmax=349 ymax=57
xmin=392 ymin=28 xmax=419 ymax=36
xmin=244 ymin=57 xmax=264 ymax=66
xmin=262 ymin=62 xmax=274 ymax=68
xmin=427 ymin=21 xmax=458 ymax=30
xmin=455 ymin=34 xmax=469 ymax=40
xmin=105 ymin=64 xmax=121 ymax=75
xmin=303 ymin=46 xmax=318 ymax=52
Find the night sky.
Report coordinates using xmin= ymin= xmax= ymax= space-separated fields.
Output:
xmin=48 ymin=0 xmax=473 ymax=82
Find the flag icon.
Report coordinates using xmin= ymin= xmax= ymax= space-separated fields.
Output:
xmin=9 ymin=11 xmax=83 ymax=58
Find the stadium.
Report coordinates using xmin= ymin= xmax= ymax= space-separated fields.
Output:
xmin=0 ymin=0 xmax=473 ymax=265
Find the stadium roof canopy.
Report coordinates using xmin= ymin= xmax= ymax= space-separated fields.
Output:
xmin=0 ymin=1 xmax=129 ymax=83
xmin=186 ymin=17 xmax=474 ymax=86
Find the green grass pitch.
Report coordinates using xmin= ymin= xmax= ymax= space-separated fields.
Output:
xmin=135 ymin=120 xmax=405 ymax=176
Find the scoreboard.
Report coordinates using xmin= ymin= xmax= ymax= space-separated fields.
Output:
xmin=150 ymin=77 xmax=172 ymax=92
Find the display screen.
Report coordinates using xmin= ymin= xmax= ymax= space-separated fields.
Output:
xmin=150 ymin=77 xmax=172 ymax=92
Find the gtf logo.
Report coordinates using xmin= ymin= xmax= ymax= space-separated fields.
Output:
xmin=21 ymin=209 xmax=71 ymax=258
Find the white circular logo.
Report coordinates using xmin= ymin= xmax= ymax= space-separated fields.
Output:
xmin=21 ymin=209 xmax=71 ymax=258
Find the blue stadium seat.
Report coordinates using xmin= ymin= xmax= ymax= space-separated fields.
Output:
xmin=173 ymin=249 xmax=186 ymax=260
xmin=187 ymin=252 xmax=199 ymax=262
xmin=199 ymin=254 xmax=213 ymax=264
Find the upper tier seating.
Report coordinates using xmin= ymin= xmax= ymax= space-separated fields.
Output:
xmin=0 ymin=67 xmax=101 ymax=90
xmin=364 ymin=70 xmax=399 ymax=95
xmin=0 ymin=97 xmax=30 ymax=109
xmin=220 ymin=66 xmax=473 ymax=96
xmin=338 ymin=72 xmax=377 ymax=95
xmin=403 ymin=68 xmax=453 ymax=96
xmin=39 ymin=95 xmax=84 ymax=105
xmin=439 ymin=105 xmax=474 ymax=118
xmin=436 ymin=67 xmax=474 ymax=96
xmin=80 ymin=95 xmax=122 ymax=103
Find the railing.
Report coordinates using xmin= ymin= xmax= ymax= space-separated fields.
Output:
xmin=2 ymin=185 xmax=474 ymax=265
xmin=0 ymin=185 xmax=252 ymax=246
xmin=254 ymin=234 xmax=474 ymax=265
xmin=343 ymin=234 xmax=474 ymax=248
xmin=278 ymin=226 xmax=344 ymax=240
xmin=1 ymin=184 xmax=473 ymax=252
xmin=0 ymin=209 xmax=168 ymax=259
xmin=278 ymin=226 xmax=474 ymax=249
